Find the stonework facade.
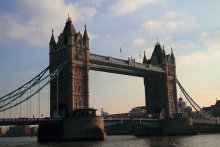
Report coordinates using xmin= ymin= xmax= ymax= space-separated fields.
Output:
xmin=49 ymin=17 xmax=90 ymax=118
xmin=143 ymin=42 xmax=178 ymax=118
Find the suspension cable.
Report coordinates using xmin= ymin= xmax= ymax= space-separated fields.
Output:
xmin=56 ymin=72 xmax=59 ymax=118
xmin=16 ymin=98 xmax=17 ymax=117
xmin=48 ymin=81 xmax=50 ymax=117
xmin=29 ymin=89 xmax=31 ymax=118
xmin=176 ymin=78 xmax=214 ymax=120
xmin=0 ymin=60 xmax=67 ymax=113
xmin=10 ymin=97 xmax=11 ymax=118
xmin=0 ymin=67 xmax=49 ymax=102
xmin=27 ymin=90 xmax=29 ymax=117
xmin=20 ymin=96 xmax=21 ymax=117
xmin=38 ymin=82 xmax=40 ymax=118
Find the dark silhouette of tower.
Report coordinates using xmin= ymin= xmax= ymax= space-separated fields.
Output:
xmin=143 ymin=41 xmax=178 ymax=118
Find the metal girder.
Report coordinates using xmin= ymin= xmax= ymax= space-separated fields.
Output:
xmin=91 ymin=63 xmax=151 ymax=77
xmin=90 ymin=53 xmax=165 ymax=77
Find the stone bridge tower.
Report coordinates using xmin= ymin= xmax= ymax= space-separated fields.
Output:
xmin=143 ymin=42 xmax=178 ymax=118
xmin=49 ymin=16 xmax=90 ymax=118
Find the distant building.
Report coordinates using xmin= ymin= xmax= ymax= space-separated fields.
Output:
xmin=0 ymin=127 xmax=8 ymax=136
xmin=6 ymin=125 xmax=31 ymax=137
xmin=191 ymin=99 xmax=220 ymax=119
xmin=177 ymin=97 xmax=192 ymax=117
xmin=178 ymin=97 xmax=187 ymax=110
xmin=107 ymin=113 xmax=129 ymax=118
xmin=129 ymin=106 xmax=146 ymax=117
xmin=101 ymin=108 xmax=109 ymax=117
xmin=198 ymin=99 xmax=220 ymax=118
xmin=30 ymin=126 xmax=38 ymax=136
xmin=213 ymin=100 xmax=220 ymax=117
xmin=0 ymin=127 xmax=2 ymax=137
xmin=103 ymin=106 xmax=147 ymax=119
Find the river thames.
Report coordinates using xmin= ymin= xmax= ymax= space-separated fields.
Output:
xmin=0 ymin=134 xmax=219 ymax=147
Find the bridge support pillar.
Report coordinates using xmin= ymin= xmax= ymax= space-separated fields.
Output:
xmin=62 ymin=116 xmax=106 ymax=141
xmin=38 ymin=109 xmax=106 ymax=142
xmin=38 ymin=123 xmax=63 ymax=142
xmin=161 ymin=117 xmax=197 ymax=135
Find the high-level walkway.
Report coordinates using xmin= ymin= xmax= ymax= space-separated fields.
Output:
xmin=90 ymin=53 xmax=165 ymax=77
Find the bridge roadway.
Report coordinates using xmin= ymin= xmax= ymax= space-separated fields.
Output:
xmin=90 ymin=53 xmax=165 ymax=77
xmin=104 ymin=117 xmax=161 ymax=128
xmin=0 ymin=117 xmax=161 ymax=128
xmin=193 ymin=119 xmax=220 ymax=124
xmin=0 ymin=118 xmax=62 ymax=126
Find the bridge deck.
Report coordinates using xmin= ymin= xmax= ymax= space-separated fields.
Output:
xmin=104 ymin=118 xmax=161 ymax=128
xmin=90 ymin=53 xmax=165 ymax=77
xmin=193 ymin=119 xmax=220 ymax=125
xmin=0 ymin=118 xmax=62 ymax=126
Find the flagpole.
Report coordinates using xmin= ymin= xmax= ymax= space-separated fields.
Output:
xmin=120 ymin=46 xmax=122 ymax=59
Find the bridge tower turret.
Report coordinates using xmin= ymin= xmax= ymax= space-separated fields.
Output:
xmin=49 ymin=29 xmax=56 ymax=69
xmin=143 ymin=41 xmax=178 ymax=118
xmin=49 ymin=16 xmax=91 ymax=118
xmin=83 ymin=24 xmax=90 ymax=108
xmin=143 ymin=51 xmax=148 ymax=64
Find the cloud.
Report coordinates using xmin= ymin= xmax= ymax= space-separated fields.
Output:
xmin=201 ymin=31 xmax=220 ymax=48
xmin=132 ymin=38 xmax=147 ymax=46
xmin=109 ymin=0 xmax=159 ymax=15
xmin=177 ymin=51 xmax=208 ymax=66
xmin=175 ymin=31 xmax=220 ymax=108
xmin=20 ymin=70 xmax=38 ymax=77
xmin=142 ymin=10 xmax=195 ymax=35
xmin=88 ymin=31 xmax=99 ymax=40
xmin=0 ymin=0 xmax=97 ymax=46
xmin=176 ymin=30 xmax=220 ymax=67
xmin=90 ymin=0 xmax=104 ymax=6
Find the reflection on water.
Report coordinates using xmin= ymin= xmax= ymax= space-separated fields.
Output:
xmin=0 ymin=134 xmax=220 ymax=147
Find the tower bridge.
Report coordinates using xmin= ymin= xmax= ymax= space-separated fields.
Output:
xmin=0 ymin=16 xmax=218 ymax=142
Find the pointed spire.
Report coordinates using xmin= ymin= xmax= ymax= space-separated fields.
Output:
xmin=66 ymin=13 xmax=71 ymax=22
xmin=49 ymin=29 xmax=56 ymax=45
xmin=143 ymin=51 xmax=147 ymax=63
xmin=63 ymin=14 xmax=76 ymax=36
xmin=162 ymin=45 xmax=166 ymax=56
xmin=171 ymin=47 xmax=175 ymax=58
xmin=156 ymin=39 xmax=160 ymax=46
xmin=83 ymin=24 xmax=89 ymax=40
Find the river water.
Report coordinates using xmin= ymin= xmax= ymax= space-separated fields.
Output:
xmin=0 ymin=134 xmax=219 ymax=147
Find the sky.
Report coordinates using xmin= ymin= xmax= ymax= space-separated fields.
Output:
xmin=0 ymin=0 xmax=220 ymax=117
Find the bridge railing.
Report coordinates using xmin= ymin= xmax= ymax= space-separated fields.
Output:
xmin=90 ymin=53 xmax=165 ymax=73
xmin=193 ymin=118 xmax=220 ymax=124
xmin=0 ymin=118 xmax=62 ymax=122
xmin=104 ymin=117 xmax=161 ymax=128
xmin=0 ymin=118 xmax=63 ymax=126
xmin=104 ymin=117 xmax=160 ymax=121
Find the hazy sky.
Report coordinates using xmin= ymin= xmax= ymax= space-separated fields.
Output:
xmin=0 ymin=0 xmax=220 ymax=117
